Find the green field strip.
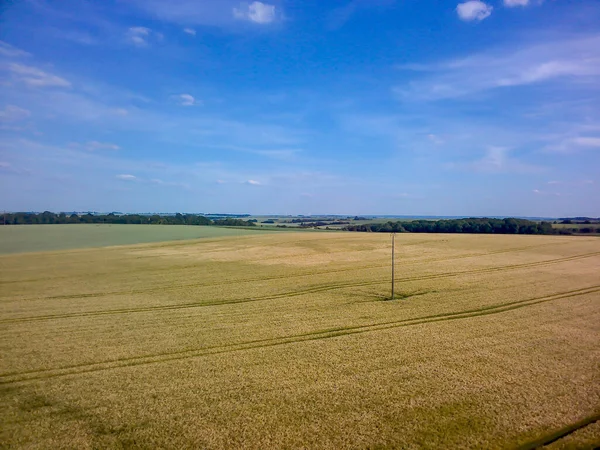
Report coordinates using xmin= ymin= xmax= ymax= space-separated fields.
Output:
xmin=1 ymin=285 xmax=598 ymax=385
xmin=2 ymin=251 xmax=599 ymax=323
xmin=0 ymin=225 xmax=284 ymax=255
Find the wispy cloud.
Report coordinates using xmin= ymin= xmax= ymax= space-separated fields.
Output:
xmin=254 ymin=149 xmax=299 ymax=160
xmin=127 ymin=26 xmax=150 ymax=46
xmin=233 ymin=2 xmax=278 ymax=24
xmin=447 ymin=146 xmax=544 ymax=174
xmin=111 ymin=108 xmax=129 ymax=116
xmin=504 ymin=0 xmax=529 ymax=7
xmin=395 ymin=34 xmax=600 ymax=100
xmin=0 ymin=161 xmax=15 ymax=173
xmin=427 ymin=134 xmax=445 ymax=145
xmin=0 ymin=41 xmax=31 ymax=58
xmin=545 ymin=135 xmax=600 ymax=153
xmin=149 ymin=178 xmax=190 ymax=189
xmin=571 ymin=137 xmax=600 ymax=147
xmin=173 ymin=93 xmax=200 ymax=106
xmin=204 ymin=144 xmax=300 ymax=161
xmin=246 ymin=179 xmax=261 ymax=185
xmin=0 ymin=105 xmax=31 ymax=122
xmin=116 ymin=174 xmax=137 ymax=181
xmin=126 ymin=27 xmax=163 ymax=46
xmin=183 ymin=28 xmax=196 ymax=36
xmin=533 ymin=188 xmax=562 ymax=197
xmin=327 ymin=0 xmax=395 ymax=30
xmin=49 ymin=29 xmax=99 ymax=46
xmin=456 ymin=1 xmax=493 ymax=22
xmin=547 ymin=180 xmax=594 ymax=186
xmin=72 ymin=141 xmax=120 ymax=151
xmin=6 ymin=63 xmax=71 ymax=88
xmin=130 ymin=0 xmax=282 ymax=28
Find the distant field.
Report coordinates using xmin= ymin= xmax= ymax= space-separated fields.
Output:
xmin=0 ymin=224 xmax=277 ymax=254
xmin=1 ymin=233 xmax=599 ymax=448
xmin=552 ymin=223 xmax=600 ymax=230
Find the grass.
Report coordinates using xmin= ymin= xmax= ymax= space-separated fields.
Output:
xmin=0 ymin=224 xmax=278 ymax=254
xmin=1 ymin=232 xmax=599 ymax=448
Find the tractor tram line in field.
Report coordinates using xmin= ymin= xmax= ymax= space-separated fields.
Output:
xmin=1 ymin=284 xmax=598 ymax=386
xmin=0 ymin=239 xmax=592 ymax=304
xmin=0 ymin=238 xmax=575 ymax=292
xmin=1 ymin=230 xmax=599 ymax=449
xmin=516 ymin=411 xmax=600 ymax=450
xmin=2 ymin=250 xmax=599 ymax=324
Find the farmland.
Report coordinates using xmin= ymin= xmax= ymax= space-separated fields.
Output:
xmin=0 ymin=224 xmax=277 ymax=255
xmin=1 ymin=231 xmax=599 ymax=448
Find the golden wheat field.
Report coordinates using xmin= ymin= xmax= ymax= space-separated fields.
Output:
xmin=1 ymin=230 xmax=599 ymax=449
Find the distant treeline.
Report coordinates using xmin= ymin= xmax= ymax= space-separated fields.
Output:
xmin=344 ymin=218 xmax=556 ymax=235
xmin=1 ymin=212 xmax=255 ymax=227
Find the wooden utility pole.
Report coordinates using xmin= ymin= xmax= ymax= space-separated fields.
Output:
xmin=391 ymin=232 xmax=395 ymax=300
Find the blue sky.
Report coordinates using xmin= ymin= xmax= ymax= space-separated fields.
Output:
xmin=0 ymin=0 xmax=599 ymax=216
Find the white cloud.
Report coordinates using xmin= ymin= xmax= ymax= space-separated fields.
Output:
xmin=183 ymin=28 xmax=196 ymax=36
xmin=130 ymin=27 xmax=150 ymax=36
xmin=203 ymin=144 xmax=300 ymax=160
xmin=571 ymin=137 xmax=600 ymax=147
xmin=427 ymin=134 xmax=445 ymax=145
xmin=233 ymin=2 xmax=277 ymax=24
xmin=504 ymin=0 xmax=529 ymax=6
xmin=174 ymin=93 xmax=200 ymax=106
xmin=326 ymin=0 xmax=395 ymax=30
xmin=129 ymin=0 xmax=283 ymax=29
xmin=533 ymin=188 xmax=562 ymax=197
xmin=149 ymin=178 xmax=190 ymax=189
xmin=111 ymin=108 xmax=129 ymax=116
xmin=456 ymin=1 xmax=493 ymax=21
xmin=0 ymin=160 xmax=29 ymax=175
xmin=395 ymin=34 xmax=600 ymax=100
xmin=54 ymin=30 xmax=98 ymax=46
xmin=546 ymin=136 xmax=600 ymax=153
xmin=448 ymin=146 xmax=544 ymax=173
xmin=85 ymin=141 xmax=120 ymax=151
xmin=254 ymin=149 xmax=298 ymax=160
xmin=0 ymin=41 xmax=31 ymax=58
xmin=0 ymin=105 xmax=31 ymax=122
xmin=474 ymin=146 xmax=508 ymax=171
xmin=7 ymin=63 xmax=71 ymax=88
xmin=116 ymin=174 xmax=136 ymax=181
xmin=127 ymin=27 xmax=152 ymax=46
xmin=547 ymin=180 xmax=595 ymax=186
xmin=246 ymin=179 xmax=261 ymax=185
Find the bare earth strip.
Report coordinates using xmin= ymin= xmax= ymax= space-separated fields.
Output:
xmin=1 ymin=232 xmax=599 ymax=448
